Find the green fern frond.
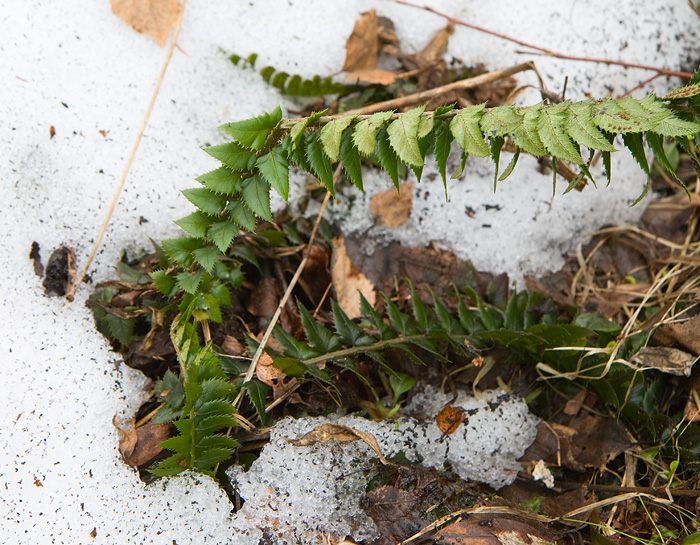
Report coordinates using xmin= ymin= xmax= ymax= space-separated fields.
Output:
xmin=229 ymin=52 xmax=358 ymax=97
xmin=169 ymin=85 xmax=700 ymax=269
xmin=150 ymin=306 xmax=240 ymax=477
xmin=263 ymin=281 xmax=585 ymax=393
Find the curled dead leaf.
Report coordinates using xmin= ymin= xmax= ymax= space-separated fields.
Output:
xmin=343 ymin=68 xmax=397 ymax=85
xmin=436 ymin=405 xmax=466 ymax=436
xmin=631 ymin=346 xmax=698 ymax=376
xmin=256 ymin=352 xmax=284 ymax=386
xmin=246 ymin=277 xmax=281 ymax=317
xmin=111 ymin=0 xmax=181 ymax=47
xmin=42 ymin=246 xmax=76 ymax=296
xmin=221 ymin=335 xmax=245 ymax=357
xmin=331 ymin=236 xmax=376 ymax=319
xmin=115 ymin=416 xmax=170 ymax=467
xmin=289 ymin=423 xmax=388 ymax=464
xmin=413 ymin=24 xmax=454 ymax=67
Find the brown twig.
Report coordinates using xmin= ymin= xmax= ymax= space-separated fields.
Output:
xmin=233 ymin=180 xmax=337 ymax=408
xmin=341 ymin=62 xmax=535 ymax=115
xmin=689 ymin=0 xmax=700 ymax=19
xmin=66 ymin=1 xmax=188 ymax=302
xmin=586 ymin=483 xmax=700 ymax=498
xmin=392 ymin=0 xmax=693 ymax=80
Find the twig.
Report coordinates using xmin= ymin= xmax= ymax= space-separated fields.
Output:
xmin=65 ymin=1 xmax=188 ymax=302
xmin=586 ymin=483 xmax=700 ymax=498
xmin=392 ymin=0 xmax=693 ymax=80
xmin=690 ymin=0 xmax=700 ymax=20
xmin=341 ymin=62 xmax=535 ymax=116
xmin=233 ymin=176 xmax=337 ymax=407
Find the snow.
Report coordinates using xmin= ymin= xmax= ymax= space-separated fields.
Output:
xmin=1 ymin=0 xmax=697 ymax=543
xmin=228 ymin=388 xmax=538 ymax=544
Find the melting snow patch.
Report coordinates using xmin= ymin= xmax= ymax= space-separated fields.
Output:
xmin=227 ymin=387 xmax=538 ymax=544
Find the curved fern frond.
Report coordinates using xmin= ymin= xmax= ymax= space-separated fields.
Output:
xmin=264 ymin=282 xmax=595 ymax=394
xmin=229 ymin=52 xmax=359 ymax=97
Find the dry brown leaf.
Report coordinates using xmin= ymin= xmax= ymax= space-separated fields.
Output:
xmin=111 ymin=0 xmax=181 ymax=47
xmin=413 ymin=24 xmax=454 ymax=67
xmin=370 ymin=181 xmax=412 ymax=227
xmin=522 ymin=416 xmax=630 ymax=472
xmin=631 ymin=346 xmax=698 ymax=376
xmin=342 ymin=10 xmax=379 ymax=73
xmin=221 ymin=335 xmax=245 ymax=357
xmin=331 ymin=236 xmax=376 ymax=319
xmin=116 ymin=417 xmax=170 ymax=467
xmin=42 ymin=246 xmax=76 ymax=296
xmin=436 ymin=405 xmax=466 ymax=436
xmin=605 ymin=282 xmax=652 ymax=303
xmin=431 ymin=515 xmax=555 ymax=545
xmin=256 ymin=352 xmax=284 ymax=386
xmin=289 ymin=423 xmax=388 ymax=464
xmin=246 ymin=277 xmax=281 ymax=317
xmin=115 ymin=417 xmax=138 ymax=461
xmin=656 ymin=314 xmax=700 ymax=356
xmin=343 ymin=68 xmax=397 ymax=85
xmin=563 ymin=389 xmax=587 ymax=416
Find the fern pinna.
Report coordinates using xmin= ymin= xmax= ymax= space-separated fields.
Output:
xmin=147 ymin=77 xmax=700 ymax=476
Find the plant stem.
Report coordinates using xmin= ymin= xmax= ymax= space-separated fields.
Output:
xmin=392 ymin=0 xmax=693 ymax=80
xmin=234 ymin=170 xmax=338 ymax=408
xmin=301 ymin=334 xmax=456 ymax=367
xmin=66 ymin=0 xmax=189 ymax=302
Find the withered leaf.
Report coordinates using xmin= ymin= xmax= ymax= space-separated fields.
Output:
xmin=631 ymin=346 xmax=698 ymax=376
xmin=656 ymin=314 xmax=700 ymax=356
xmin=42 ymin=246 xmax=76 ymax=296
xmin=331 ymin=236 xmax=376 ymax=319
xmin=289 ymin=423 xmax=388 ymax=464
xmin=431 ymin=515 xmax=556 ymax=545
xmin=370 ymin=181 xmax=413 ymax=228
xmin=256 ymin=352 xmax=284 ymax=386
xmin=521 ymin=415 xmax=630 ymax=472
xmin=413 ymin=24 xmax=454 ymax=67
xmin=343 ymin=68 xmax=397 ymax=85
xmin=342 ymin=10 xmax=379 ymax=73
xmin=221 ymin=335 xmax=245 ymax=356
xmin=246 ymin=277 xmax=281 ymax=318
xmin=436 ymin=404 xmax=466 ymax=435
xmin=118 ymin=419 xmax=170 ymax=467
xmin=111 ymin=0 xmax=181 ymax=47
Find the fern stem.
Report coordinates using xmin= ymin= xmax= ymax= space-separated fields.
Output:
xmin=279 ymin=62 xmax=534 ymax=129
xmin=301 ymin=333 xmax=462 ymax=367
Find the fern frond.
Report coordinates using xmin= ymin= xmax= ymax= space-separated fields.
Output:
xmin=150 ymin=309 xmax=240 ymax=477
xmin=264 ymin=281 xmax=584 ymax=395
xmin=229 ymin=53 xmax=358 ymax=97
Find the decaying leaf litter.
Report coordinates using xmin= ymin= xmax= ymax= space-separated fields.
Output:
xmin=76 ymin=7 xmax=700 ymax=545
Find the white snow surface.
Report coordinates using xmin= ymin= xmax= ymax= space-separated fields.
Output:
xmin=1 ymin=0 xmax=698 ymax=543
xmin=228 ymin=388 xmax=538 ymax=544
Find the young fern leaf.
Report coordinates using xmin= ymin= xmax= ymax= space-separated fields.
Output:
xmin=320 ymin=115 xmax=357 ymax=162
xmin=256 ymin=145 xmax=290 ymax=201
xmin=387 ymin=105 xmax=426 ymax=168
xmin=151 ymin=316 xmax=240 ymax=477
xmin=220 ymin=106 xmax=282 ymax=151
